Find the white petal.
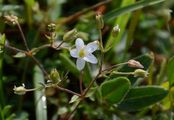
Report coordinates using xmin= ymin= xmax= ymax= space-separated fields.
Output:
xmin=84 ymin=53 xmax=97 ymax=64
xmin=76 ymin=58 xmax=85 ymax=70
xmin=75 ymin=38 xmax=84 ymax=50
xmin=85 ymin=41 xmax=98 ymax=53
xmin=70 ymin=49 xmax=78 ymax=58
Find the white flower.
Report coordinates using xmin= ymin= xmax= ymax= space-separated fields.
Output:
xmin=70 ymin=38 xmax=98 ymax=70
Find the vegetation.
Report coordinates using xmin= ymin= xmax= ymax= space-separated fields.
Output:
xmin=0 ymin=0 xmax=174 ymax=120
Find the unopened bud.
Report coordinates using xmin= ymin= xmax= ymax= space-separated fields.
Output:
xmin=4 ymin=15 xmax=18 ymax=25
xmin=134 ymin=69 xmax=148 ymax=78
xmin=128 ymin=59 xmax=144 ymax=69
xmin=112 ymin=24 xmax=120 ymax=37
xmin=13 ymin=84 xmax=26 ymax=95
xmin=50 ymin=68 xmax=61 ymax=83
xmin=96 ymin=13 xmax=104 ymax=29
xmin=63 ymin=29 xmax=78 ymax=41
xmin=47 ymin=23 xmax=56 ymax=32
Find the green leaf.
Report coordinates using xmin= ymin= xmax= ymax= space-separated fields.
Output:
xmin=69 ymin=95 xmax=80 ymax=104
xmin=0 ymin=34 xmax=5 ymax=107
xmin=167 ymin=56 xmax=174 ymax=87
xmin=125 ymin=10 xmax=142 ymax=53
xmin=100 ymin=77 xmax=130 ymax=104
xmin=13 ymin=52 xmax=26 ymax=58
xmin=118 ymin=86 xmax=168 ymax=111
xmin=0 ymin=5 xmax=23 ymax=12
xmin=0 ymin=34 xmax=6 ymax=52
xmin=105 ymin=0 xmax=135 ymax=51
xmin=3 ymin=105 xmax=12 ymax=117
xmin=59 ymin=53 xmax=80 ymax=77
xmin=104 ymin=0 xmax=165 ymax=22
xmin=6 ymin=113 xmax=16 ymax=120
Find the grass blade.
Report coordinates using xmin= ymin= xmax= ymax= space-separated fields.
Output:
xmin=33 ymin=66 xmax=47 ymax=120
xmin=104 ymin=0 xmax=165 ymax=22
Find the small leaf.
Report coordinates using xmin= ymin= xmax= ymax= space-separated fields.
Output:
xmin=100 ymin=77 xmax=130 ymax=104
xmin=3 ymin=105 xmax=12 ymax=117
xmin=117 ymin=86 xmax=168 ymax=111
xmin=13 ymin=52 xmax=26 ymax=58
xmin=6 ymin=113 xmax=16 ymax=120
xmin=69 ymin=95 xmax=80 ymax=104
xmin=85 ymin=87 xmax=97 ymax=101
xmin=167 ymin=56 xmax=174 ymax=87
xmin=59 ymin=53 xmax=80 ymax=77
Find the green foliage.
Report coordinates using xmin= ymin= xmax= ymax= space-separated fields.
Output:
xmin=118 ymin=86 xmax=168 ymax=111
xmin=100 ymin=77 xmax=130 ymax=104
xmin=0 ymin=0 xmax=173 ymax=119
xmin=0 ymin=34 xmax=5 ymax=53
xmin=13 ymin=52 xmax=26 ymax=58
xmin=105 ymin=0 xmax=135 ymax=51
xmin=104 ymin=0 xmax=165 ymax=21
xmin=0 ymin=105 xmax=16 ymax=120
xmin=59 ymin=53 xmax=80 ymax=76
xmin=167 ymin=56 xmax=174 ymax=87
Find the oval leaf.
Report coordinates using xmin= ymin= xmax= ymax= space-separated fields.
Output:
xmin=100 ymin=77 xmax=130 ymax=104
xmin=13 ymin=52 xmax=26 ymax=58
xmin=118 ymin=86 xmax=168 ymax=111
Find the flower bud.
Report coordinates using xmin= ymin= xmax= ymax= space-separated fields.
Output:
xmin=47 ymin=23 xmax=56 ymax=32
xmin=13 ymin=84 xmax=26 ymax=95
xmin=63 ymin=29 xmax=78 ymax=41
xmin=112 ymin=24 xmax=120 ymax=37
xmin=4 ymin=15 xmax=18 ymax=25
xmin=96 ymin=13 xmax=104 ymax=29
xmin=50 ymin=68 xmax=61 ymax=83
xmin=128 ymin=59 xmax=144 ymax=69
xmin=134 ymin=69 xmax=148 ymax=78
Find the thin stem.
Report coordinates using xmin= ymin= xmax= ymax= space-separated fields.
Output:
xmin=56 ymin=41 xmax=65 ymax=49
xmin=79 ymin=71 xmax=83 ymax=94
xmin=59 ymin=0 xmax=111 ymax=25
xmin=0 ymin=43 xmax=26 ymax=53
xmin=102 ymin=62 xmax=128 ymax=72
xmin=56 ymin=86 xmax=81 ymax=97
xmin=0 ymin=49 xmax=5 ymax=107
xmin=99 ymin=52 xmax=104 ymax=73
xmin=99 ymin=29 xmax=104 ymax=52
xmin=64 ymin=101 xmax=81 ymax=120
xmin=16 ymin=22 xmax=30 ymax=51
xmin=34 ymin=44 xmax=51 ymax=51
xmin=65 ymin=19 xmax=106 ymax=120
xmin=66 ymin=73 xmax=101 ymax=120
xmin=30 ymin=56 xmax=49 ymax=79
xmin=112 ymin=71 xmax=134 ymax=76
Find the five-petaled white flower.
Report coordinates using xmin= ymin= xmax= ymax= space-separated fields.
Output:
xmin=70 ymin=38 xmax=99 ymax=70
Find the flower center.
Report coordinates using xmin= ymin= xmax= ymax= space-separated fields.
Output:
xmin=79 ymin=49 xmax=86 ymax=58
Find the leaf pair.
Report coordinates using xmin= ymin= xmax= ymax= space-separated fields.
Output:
xmin=100 ymin=77 xmax=168 ymax=111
